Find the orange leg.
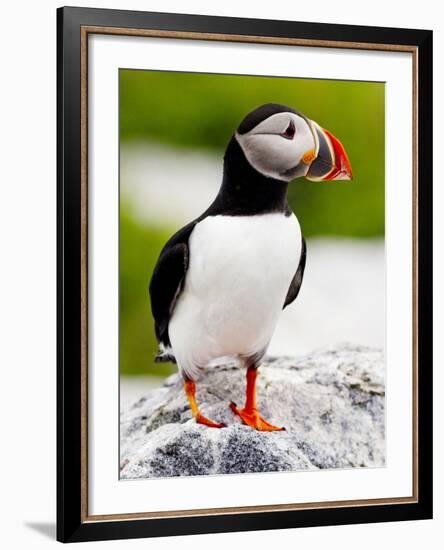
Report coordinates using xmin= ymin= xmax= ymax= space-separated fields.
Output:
xmin=230 ymin=366 xmax=285 ymax=432
xmin=184 ymin=379 xmax=225 ymax=428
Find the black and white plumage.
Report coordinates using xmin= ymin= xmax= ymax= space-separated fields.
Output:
xmin=148 ymin=103 xmax=351 ymax=429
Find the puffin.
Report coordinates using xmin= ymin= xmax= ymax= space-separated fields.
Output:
xmin=149 ymin=103 xmax=352 ymax=431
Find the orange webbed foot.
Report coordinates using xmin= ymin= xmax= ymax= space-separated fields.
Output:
xmin=230 ymin=402 xmax=285 ymax=432
xmin=196 ymin=413 xmax=226 ymax=429
xmin=184 ymin=379 xmax=225 ymax=428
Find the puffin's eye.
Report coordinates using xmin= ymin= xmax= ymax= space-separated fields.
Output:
xmin=281 ymin=120 xmax=296 ymax=140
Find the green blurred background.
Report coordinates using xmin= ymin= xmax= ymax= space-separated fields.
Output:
xmin=119 ymin=70 xmax=385 ymax=378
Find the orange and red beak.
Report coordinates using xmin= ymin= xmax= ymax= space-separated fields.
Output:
xmin=305 ymin=121 xmax=353 ymax=182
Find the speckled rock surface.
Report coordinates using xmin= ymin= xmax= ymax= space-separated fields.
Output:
xmin=120 ymin=344 xmax=385 ymax=479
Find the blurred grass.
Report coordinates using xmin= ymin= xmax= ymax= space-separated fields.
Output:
xmin=119 ymin=70 xmax=385 ymax=376
xmin=120 ymin=70 xmax=385 ymax=237
xmin=120 ymin=207 xmax=177 ymax=377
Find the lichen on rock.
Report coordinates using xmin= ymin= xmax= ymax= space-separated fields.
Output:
xmin=120 ymin=344 xmax=385 ymax=479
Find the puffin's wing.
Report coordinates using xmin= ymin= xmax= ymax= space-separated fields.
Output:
xmin=283 ymin=237 xmax=307 ymax=309
xmin=149 ymin=223 xmax=194 ymax=349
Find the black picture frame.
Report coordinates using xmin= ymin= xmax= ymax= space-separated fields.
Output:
xmin=57 ymin=6 xmax=433 ymax=543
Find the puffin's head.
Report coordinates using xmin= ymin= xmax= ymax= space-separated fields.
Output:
xmin=235 ymin=103 xmax=352 ymax=182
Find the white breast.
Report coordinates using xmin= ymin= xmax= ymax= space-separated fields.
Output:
xmin=168 ymin=213 xmax=302 ymax=379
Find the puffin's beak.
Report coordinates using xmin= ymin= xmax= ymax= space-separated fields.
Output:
xmin=305 ymin=121 xmax=353 ymax=181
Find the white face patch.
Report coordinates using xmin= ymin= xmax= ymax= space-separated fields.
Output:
xmin=235 ymin=112 xmax=316 ymax=181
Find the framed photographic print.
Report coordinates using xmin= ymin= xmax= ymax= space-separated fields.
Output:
xmin=57 ymin=6 xmax=433 ymax=543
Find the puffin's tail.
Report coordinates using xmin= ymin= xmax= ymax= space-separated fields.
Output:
xmin=154 ymin=344 xmax=176 ymax=364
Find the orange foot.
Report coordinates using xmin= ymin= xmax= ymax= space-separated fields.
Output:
xmin=196 ymin=413 xmax=225 ymax=429
xmin=230 ymin=402 xmax=285 ymax=432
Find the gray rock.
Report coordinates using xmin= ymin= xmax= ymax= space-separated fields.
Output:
xmin=120 ymin=344 xmax=385 ymax=479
